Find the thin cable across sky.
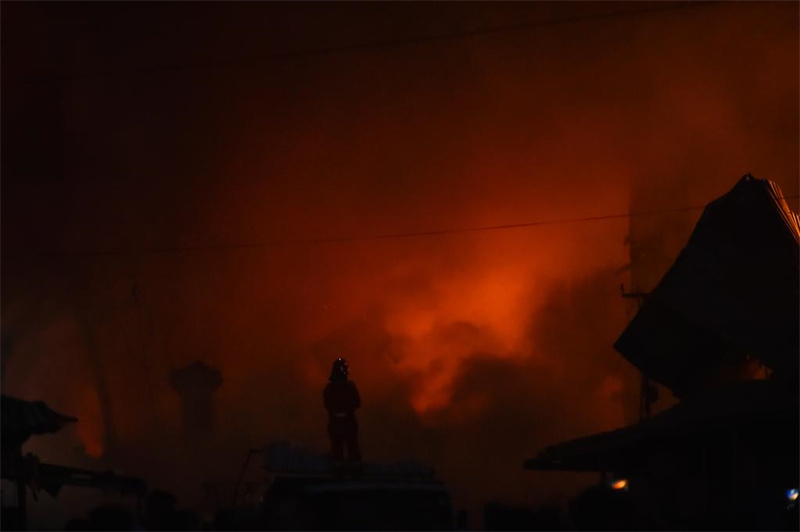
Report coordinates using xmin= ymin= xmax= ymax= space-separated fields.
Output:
xmin=4 ymin=194 xmax=797 ymax=260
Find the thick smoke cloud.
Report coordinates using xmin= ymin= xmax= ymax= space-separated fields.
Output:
xmin=2 ymin=1 xmax=798 ymax=527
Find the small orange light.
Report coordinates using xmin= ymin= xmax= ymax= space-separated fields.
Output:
xmin=611 ymin=479 xmax=628 ymax=490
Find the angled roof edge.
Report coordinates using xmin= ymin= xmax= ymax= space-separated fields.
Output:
xmin=614 ymin=174 xmax=799 ymax=397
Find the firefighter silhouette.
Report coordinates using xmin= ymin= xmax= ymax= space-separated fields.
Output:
xmin=323 ymin=358 xmax=361 ymax=475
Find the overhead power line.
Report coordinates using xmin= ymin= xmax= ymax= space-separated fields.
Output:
xmin=3 ymin=194 xmax=797 ymax=260
xmin=7 ymin=1 xmax=721 ymax=86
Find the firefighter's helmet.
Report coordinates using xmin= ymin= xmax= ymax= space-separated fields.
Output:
xmin=330 ymin=358 xmax=349 ymax=381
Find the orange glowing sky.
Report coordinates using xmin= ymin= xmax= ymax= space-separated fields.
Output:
xmin=2 ymin=1 xmax=798 ymax=525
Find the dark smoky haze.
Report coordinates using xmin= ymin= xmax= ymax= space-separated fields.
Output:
xmin=2 ymin=1 xmax=798 ymax=527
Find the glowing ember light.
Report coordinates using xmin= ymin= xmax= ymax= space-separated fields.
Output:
xmin=611 ymin=479 xmax=628 ymax=490
xmin=788 ymin=488 xmax=799 ymax=501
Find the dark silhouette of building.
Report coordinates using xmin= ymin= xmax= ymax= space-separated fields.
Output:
xmin=170 ymin=361 xmax=223 ymax=446
xmin=526 ymin=175 xmax=800 ymax=530
xmin=86 ymin=504 xmax=135 ymax=531
xmin=214 ymin=441 xmax=452 ymax=530
xmin=1 ymin=395 xmax=145 ymax=530
xmin=263 ymin=476 xmax=453 ymax=531
xmin=483 ymin=502 xmax=566 ymax=531
xmin=144 ymin=490 xmax=178 ymax=531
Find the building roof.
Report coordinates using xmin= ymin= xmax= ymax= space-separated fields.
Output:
xmin=524 ymin=379 xmax=797 ymax=472
xmin=1 ymin=395 xmax=77 ymax=449
xmin=614 ymin=175 xmax=799 ymax=398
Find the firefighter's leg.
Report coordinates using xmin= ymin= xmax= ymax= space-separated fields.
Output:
xmin=328 ymin=422 xmax=344 ymax=460
xmin=328 ymin=421 xmax=345 ymax=479
xmin=345 ymin=419 xmax=361 ymax=462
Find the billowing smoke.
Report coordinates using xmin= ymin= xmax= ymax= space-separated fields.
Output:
xmin=2 ymin=1 xmax=797 ymax=527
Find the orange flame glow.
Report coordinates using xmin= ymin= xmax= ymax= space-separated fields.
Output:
xmin=611 ymin=479 xmax=628 ymax=490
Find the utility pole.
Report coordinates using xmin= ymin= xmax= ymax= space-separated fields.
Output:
xmin=623 ymin=178 xmax=691 ymax=421
xmin=620 ymin=287 xmax=655 ymax=420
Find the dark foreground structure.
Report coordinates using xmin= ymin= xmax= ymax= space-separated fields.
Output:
xmin=212 ymin=441 xmax=455 ymax=531
xmin=526 ymin=175 xmax=800 ymax=530
xmin=261 ymin=476 xmax=453 ymax=531
xmin=0 ymin=396 xmax=146 ymax=530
